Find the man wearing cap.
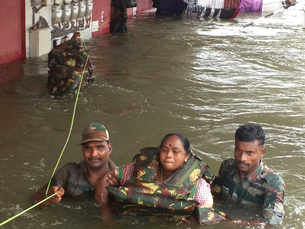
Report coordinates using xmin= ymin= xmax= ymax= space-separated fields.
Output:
xmin=33 ymin=122 xmax=116 ymax=205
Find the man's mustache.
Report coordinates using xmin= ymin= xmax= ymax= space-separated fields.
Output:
xmin=236 ymin=160 xmax=249 ymax=167
xmin=88 ymin=158 xmax=102 ymax=161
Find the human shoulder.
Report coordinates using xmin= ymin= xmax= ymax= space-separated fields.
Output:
xmin=211 ymin=159 xmax=235 ymax=192
xmin=187 ymin=149 xmax=215 ymax=183
xmin=189 ymin=148 xmax=212 ymax=169
xmin=51 ymin=162 xmax=83 ymax=187
xmin=54 ymin=162 xmax=84 ymax=178
xmin=108 ymin=159 xmax=117 ymax=170
xmin=133 ymin=147 xmax=160 ymax=163
xmin=218 ymin=159 xmax=235 ymax=174
xmin=221 ymin=158 xmax=235 ymax=166
xmin=261 ymin=165 xmax=285 ymax=191
xmin=55 ymin=162 xmax=81 ymax=172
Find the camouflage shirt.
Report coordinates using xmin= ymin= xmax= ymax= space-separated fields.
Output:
xmin=107 ymin=147 xmax=226 ymax=224
xmin=51 ymin=160 xmax=116 ymax=198
xmin=47 ymin=39 xmax=95 ymax=97
xmin=213 ymin=159 xmax=285 ymax=225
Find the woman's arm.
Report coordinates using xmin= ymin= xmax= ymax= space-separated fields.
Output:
xmin=194 ymin=178 xmax=213 ymax=208
xmin=94 ymin=162 xmax=135 ymax=205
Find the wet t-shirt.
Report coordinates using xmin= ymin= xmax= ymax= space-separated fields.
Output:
xmin=51 ymin=160 xmax=116 ymax=198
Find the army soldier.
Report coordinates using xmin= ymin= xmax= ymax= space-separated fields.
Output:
xmin=47 ymin=32 xmax=94 ymax=97
xmin=213 ymin=123 xmax=285 ymax=226
xmin=33 ymin=122 xmax=116 ymax=205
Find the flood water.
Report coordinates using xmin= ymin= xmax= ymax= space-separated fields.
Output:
xmin=1 ymin=3 xmax=305 ymax=229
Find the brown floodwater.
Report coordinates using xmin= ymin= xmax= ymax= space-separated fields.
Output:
xmin=0 ymin=3 xmax=305 ymax=228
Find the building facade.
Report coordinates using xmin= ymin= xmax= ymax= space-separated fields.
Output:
xmin=0 ymin=0 xmax=153 ymax=65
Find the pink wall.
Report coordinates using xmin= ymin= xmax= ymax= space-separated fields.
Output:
xmin=93 ymin=0 xmax=153 ymax=36
xmin=127 ymin=0 xmax=154 ymax=16
xmin=137 ymin=0 xmax=153 ymax=13
xmin=92 ymin=0 xmax=111 ymax=36
xmin=0 ymin=0 xmax=25 ymax=65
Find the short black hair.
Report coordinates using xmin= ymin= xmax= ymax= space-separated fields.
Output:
xmin=235 ymin=123 xmax=265 ymax=145
xmin=160 ymin=133 xmax=191 ymax=154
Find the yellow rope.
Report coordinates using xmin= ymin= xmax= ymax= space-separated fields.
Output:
xmin=0 ymin=193 xmax=57 ymax=227
xmin=45 ymin=45 xmax=89 ymax=196
xmin=0 ymin=40 xmax=90 ymax=227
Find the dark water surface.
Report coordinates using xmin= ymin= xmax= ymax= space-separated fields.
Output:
xmin=1 ymin=3 xmax=305 ymax=228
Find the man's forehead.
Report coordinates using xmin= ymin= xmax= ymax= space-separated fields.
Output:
xmin=82 ymin=141 xmax=108 ymax=146
xmin=235 ymin=140 xmax=263 ymax=148
xmin=235 ymin=139 xmax=261 ymax=144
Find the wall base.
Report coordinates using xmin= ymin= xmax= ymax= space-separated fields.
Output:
xmin=29 ymin=28 xmax=51 ymax=57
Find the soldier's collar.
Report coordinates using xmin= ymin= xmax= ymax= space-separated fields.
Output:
xmin=256 ymin=160 xmax=264 ymax=176
xmin=247 ymin=160 xmax=264 ymax=181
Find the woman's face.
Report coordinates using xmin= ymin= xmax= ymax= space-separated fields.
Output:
xmin=160 ymin=135 xmax=190 ymax=172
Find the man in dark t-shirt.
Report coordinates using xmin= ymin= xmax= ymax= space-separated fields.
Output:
xmin=33 ymin=122 xmax=116 ymax=205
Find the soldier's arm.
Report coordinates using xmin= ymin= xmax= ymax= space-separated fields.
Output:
xmin=32 ymin=163 xmax=71 ymax=206
xmin=262 ymin=174 xmax=285 ymax=225
xmin=33 ymin=185 xmax=65 ymax=206
xmin=94 ymin=170 xmax=118 ymax=225
xmin=211 ymin=160 xmax=227 ymax=197
xmin=229 ymin=174 xmax=285 ymax=226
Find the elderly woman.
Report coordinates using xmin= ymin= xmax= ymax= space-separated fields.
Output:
xmin=96 ymin=133 xmax=224 ymax=224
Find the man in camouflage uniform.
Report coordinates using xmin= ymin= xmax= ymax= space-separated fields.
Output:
xmin=47 ymin=32 xmax=94 ymax=97
xmin=33 ymin=122 xmax=116 ymax=205
xmin=212 ymin=123 xmax=285 ymax=226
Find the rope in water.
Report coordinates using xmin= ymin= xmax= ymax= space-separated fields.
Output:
xmin=45 ymin=49 xmax=89 ymax=196
xmin=0 ymin=193 xmax=57 ymax=227
xmin=0 ymin=41 xmax=89 ymax=227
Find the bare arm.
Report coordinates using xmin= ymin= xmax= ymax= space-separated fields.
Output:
xmin=33 ymin=185 xmax=65 ymax=206
xmin=95 ymin=169 xmax=119 ymax=206
xmin=94 ymin=169 xmax=119 ymax=224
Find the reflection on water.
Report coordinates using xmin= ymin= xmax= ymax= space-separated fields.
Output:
xmin=1 ymin=2 xmax=305 ymax=228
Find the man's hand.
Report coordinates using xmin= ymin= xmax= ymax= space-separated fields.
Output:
xmin=48 ymin=186 xmax=65 ymax=204
xmin=102 ymin=171 xmax=119 ymax=187
xmin=95 ymin=171 xmax=119 ymax=206
xmin=33 ymin=185 xmax=65 ymax=206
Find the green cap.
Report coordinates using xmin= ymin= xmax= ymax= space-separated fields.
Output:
xmin=81 ymin=122 xmax=109 ymax=144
